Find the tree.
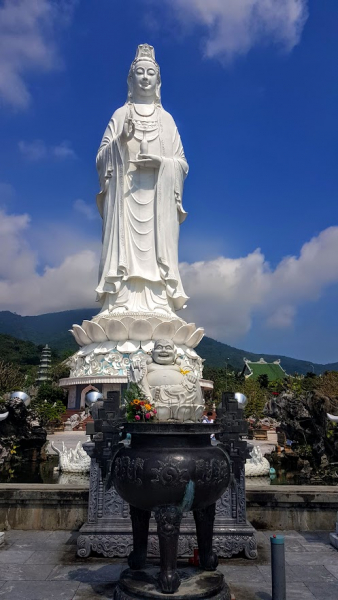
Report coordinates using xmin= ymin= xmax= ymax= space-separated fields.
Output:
xmin=31 ymin=397 xmax=66 ymax=427
xmin=315 ymin=371 xmax=338 ymax=411
xmin=240 ymin=378 xmax=268 ymax=420
xmin=0 ymin=360 xmax=25 ymax=396
xmin=35 ymin=382 xmax=67 ymax=405
xmin=50 ymin=360 xmax=70 ymax=383
xmin=203 ymin=365 xmax=241 ymax=404
xmin=257 ymin=374 xmax=269 ymax=389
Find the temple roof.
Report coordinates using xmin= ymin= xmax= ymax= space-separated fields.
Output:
xmin=242 ymin=358 xmax=286 ymax=381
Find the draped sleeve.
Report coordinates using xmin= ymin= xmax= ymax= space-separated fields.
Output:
xmin=96 ymin=106 xmax=126 ymax=219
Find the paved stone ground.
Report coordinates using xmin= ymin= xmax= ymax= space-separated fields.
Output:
xmin=46 ymin=431 xmax=89 ymax=454
xmin=0 ymin=530 xmax=336 ymax=599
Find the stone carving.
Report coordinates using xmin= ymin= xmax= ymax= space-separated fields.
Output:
xmin=245 ymin=445 xmax=270 ymax=477
xmin=114 ymin=456 xmax=144 ymax=486
xmin=151 ymin=457 xmax=189 ymax=486
xmin=195 ymin=458 xmax=229 ymax=487
xmin=154 ymin=505 xmax=183 ymax=592
xmin=128 ymin=339 xmax=204 ymax=422
xmin=103 ymin=486 xmax=124 ymax=517
xmin=69 ymin=340 xmax=204 ymax=380
xmin=87 ymin=458 xmax=100 ymax=523
xmin=77 ymin=534 xmax=133 ymax=558
xmin=71 ymin=316 xmax=204 ymax=348
xmin=215 ymin=488 xmax=232 ymax=518
xmin=237 ymin=467 xmax=247 ymax=523
xmin=51 ymin=441 xmax=91 ymax=472
xmin=213 ymin=534 xmax=258 ymax=560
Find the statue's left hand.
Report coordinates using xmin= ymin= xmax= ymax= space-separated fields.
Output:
xmin=131 ymin=154 xmax=162 ymax=169
xmin=186 ymin=372 xmax=197 ymax=384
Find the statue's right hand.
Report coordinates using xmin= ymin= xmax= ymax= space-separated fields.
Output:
xmin=121 ymin=116 xmax=135 ymax=141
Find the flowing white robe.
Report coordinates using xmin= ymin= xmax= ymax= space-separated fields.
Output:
xmin=96 ymin=104 xmax=189 ymax=315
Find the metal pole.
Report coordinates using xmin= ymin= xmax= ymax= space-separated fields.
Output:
xmin=271 ymin=534 xmax=286 ymax=600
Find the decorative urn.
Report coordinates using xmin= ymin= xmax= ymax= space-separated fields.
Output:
xmin=111 ymin=422 xmax=231 ymax=597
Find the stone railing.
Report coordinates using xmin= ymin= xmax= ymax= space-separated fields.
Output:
xmin=0 ymin=484 xmax=337 ymax=532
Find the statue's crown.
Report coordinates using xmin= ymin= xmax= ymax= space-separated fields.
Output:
xmin=134 ymin=44 xmax=158 ymax=67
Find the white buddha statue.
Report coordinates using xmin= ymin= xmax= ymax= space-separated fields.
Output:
xmin=129 ymin=339 xmax=204 ymax=422
xmin=96 ymin=44 xmax=189 ymax=317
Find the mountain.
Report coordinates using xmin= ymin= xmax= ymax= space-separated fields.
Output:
xmin=0 ymin=309 xmax=94 ymax=353
xmin=0 ymin=310 xmax=337 ymax=375
xmin=197 ymin=337 xmax=338 ymax=374
xmin=0 ymin=334 xmax=42 ymax=371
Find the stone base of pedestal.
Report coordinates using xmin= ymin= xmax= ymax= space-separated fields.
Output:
xmin=77 ymin=458 xmax=257 ymax=561
xmin=113 ymin=567 xmax=231 ymax=599
xmin=77 ymin=520 xmax=257 ymax=561
xmin=330 ymin=532 xmax=338 ymax=550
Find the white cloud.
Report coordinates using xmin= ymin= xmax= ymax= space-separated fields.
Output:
xmin=1 ymin=207 xmax=338 ymax=346
xmin=181 ymin=226 xmax=338 ymax=341
xmin=163 ymin=0 xmax=308 ymax=60
xmin=0 ymin=208 xmax=98 ymax=315
xmin=52 ymin=140 xmax=77 ymax=160
xmin=18 ymin=139 xmax=76 ymax=161
xmin=74 ymin=199 xmax=99 ymax=221
xmin=0 ymin=0 xmax=77 ymax=108
xmin=18 ymin=139 xmax=47 ymax=161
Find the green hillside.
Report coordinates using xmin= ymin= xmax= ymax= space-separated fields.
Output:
xmin=0 ymin=310 xmax=337 ymax=375
xmin=197 ymin=336 xmax=336 ymax=375
xmin=0 ymin=334 xmax=42 ymax=371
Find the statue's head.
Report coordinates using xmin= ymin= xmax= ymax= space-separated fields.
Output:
xmin=127 ymin=44 xmax=161 ymax=105
xmin=152 ymin=339 xmax=176 ymax=365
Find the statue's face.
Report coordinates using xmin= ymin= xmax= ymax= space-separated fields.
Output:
xmin=132 ymin=60 xmax=158 ymax=99
xmin=152 ymin=340 xmax=175 ymax=365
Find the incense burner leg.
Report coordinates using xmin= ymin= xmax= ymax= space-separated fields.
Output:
xmin=128 ymin=505 xmax=151 ymax=570
xmin=193 ymin=503 xmax=218 ymax=570
xmin=154 ymin=505 xmax=183 ymax=594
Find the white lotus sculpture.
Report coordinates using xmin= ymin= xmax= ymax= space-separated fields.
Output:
xmin=70 ymin=316 xmax=204 ymax=351
xmin=245 ymin=445 xmax=270 ymax=477
xmin=51 ymin=441 xmax=91 ymax=473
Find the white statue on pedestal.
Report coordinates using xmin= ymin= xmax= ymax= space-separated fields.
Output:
xmin=129 ymin=339 xmax=204 ymax=422
xmin=96 ymin=43 xmax=189 ymax=317
xmin=69 ymin=46 xmax=205 ymax=416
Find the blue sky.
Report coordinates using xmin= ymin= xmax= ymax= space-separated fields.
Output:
xmin=0 ymin=0 xmax=338 ymax=363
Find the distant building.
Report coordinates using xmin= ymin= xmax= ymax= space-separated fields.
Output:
xmin=36 ymin=344 xmax=52 ymax=385
xmin=241 ymin=357 xmax=287 ymax=382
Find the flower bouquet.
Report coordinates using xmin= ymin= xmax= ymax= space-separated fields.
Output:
xmin=124 ymin=383 xmax=157 ymax=423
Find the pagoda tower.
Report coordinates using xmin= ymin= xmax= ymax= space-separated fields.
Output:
xmin=36 ymin=344 xmax=52 ymax=385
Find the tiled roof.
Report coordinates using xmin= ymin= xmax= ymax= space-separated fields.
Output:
xmin=244 ymin=360 xmax=286 ymax=381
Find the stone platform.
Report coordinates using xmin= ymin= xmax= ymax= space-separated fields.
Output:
xmin=114 ymin=567 xmax=230 ymax=599
xmin=0 ymin=529 xmax=337 ymax=599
